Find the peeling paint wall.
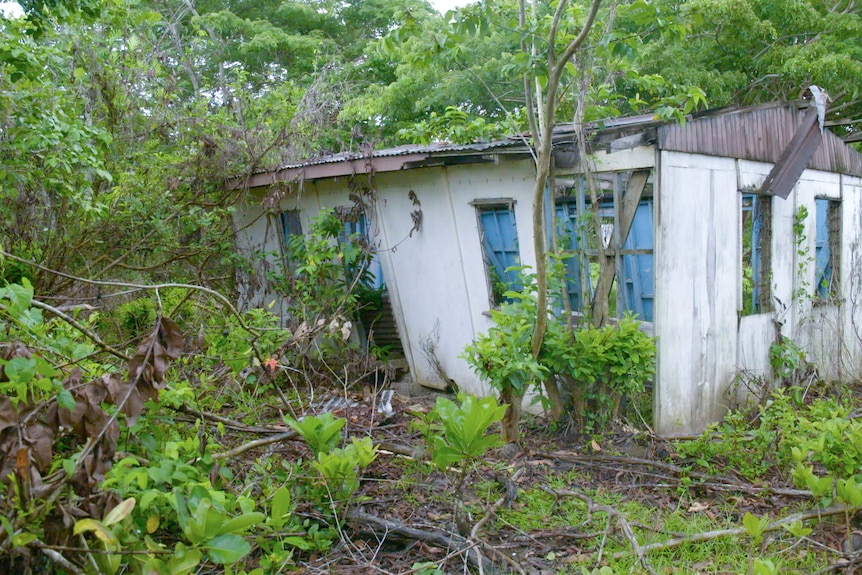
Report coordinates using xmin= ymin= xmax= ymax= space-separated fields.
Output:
xmin=656 ymin=152 xmax=862 ymax=436
xmin=655 ymin=152 xmax=739 ymax=436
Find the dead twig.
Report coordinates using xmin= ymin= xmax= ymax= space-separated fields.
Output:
xmin=345 ymin=508 xmax=495 ymax=573
xmin=612 ymin=503 xmax=856 ymax=559
xmin=541 ymin=484 xmax=657 ymax=574
xmin=211 ymin=430 xmax=299 ymax=461
xmin=34 ymin=541 xmax=86 ymax=575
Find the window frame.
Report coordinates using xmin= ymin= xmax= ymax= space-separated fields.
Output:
xmin=814 ymin=197 xmax=841 ymax=302
xmin=739 ymin=192 xmax=773 ymax=316
xmin=472 ymin=199 xmax=520 ymax=307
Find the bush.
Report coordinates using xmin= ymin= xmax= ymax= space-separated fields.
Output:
xmin=463 ymin=265 xmax=656 ymax=436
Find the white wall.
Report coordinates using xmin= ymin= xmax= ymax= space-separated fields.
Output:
xmin=233 ymin=160 xmax=540 ymax=397
xmin=231 ymin=192 xmax=286 ymax=313
xmin=656 ymin=152 xmax=862 ymax=435
xmin=370 ymin=161 xmax=538 ymax=394
xmin=655 ymin=152 xmax=739 ymax=436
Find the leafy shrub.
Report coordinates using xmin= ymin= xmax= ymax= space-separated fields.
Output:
xmin=287 ymin=412 xmax=378 ymax=503
xmin=463 ymin=265 xmax=655 ymax=435
xmin=562 ymin=315 xmax=655 ymax=431
xmin=676 ymin=388 xmax=854 ymax=480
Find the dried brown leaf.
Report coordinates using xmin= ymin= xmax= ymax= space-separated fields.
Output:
xmin=0 ymin=397 xmax=17 ymax=433
xmin=24 ymin=423 xmax=55 ymax=471
xmin=160 ymin=317 xmax=184 ymax=359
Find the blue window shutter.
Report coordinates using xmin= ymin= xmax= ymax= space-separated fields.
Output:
xmin=554 ymin=200 xmax=586 ymax=312
xmin=621 ymin=200 xmax=654 ymax=322
xmin=341 ymin=212 xmax=385 ymax=290
xmin=479 ymin=205 xmax=520 ymax=301
xmin=815 ymin=198 xmax=832 ymax=298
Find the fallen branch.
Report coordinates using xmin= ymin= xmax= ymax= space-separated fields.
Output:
xmin=542 ymin=452 xmax=811 ymax=498
xmin=346 ymin=508 xmax=495 ymax=573
xmin=174 ymin=404 xmax=284 ymax=434
xmin=29 ymin=299 xmax=131 ymax=362
xmin=612 ymin=503 xmax=855 ymax=559
xmin=211 ymin=430 xmax=299 ymax=461
xmin=541 ymin=485 xmax=656 ymax=574
xmin=35 ymin=541 xmax=86 ymax=575
xmin=0 ymin=250 xmax=260 ymax=338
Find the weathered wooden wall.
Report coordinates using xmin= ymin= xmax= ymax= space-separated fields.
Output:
xmin=655 ymin=151 xmax=862 ymax=436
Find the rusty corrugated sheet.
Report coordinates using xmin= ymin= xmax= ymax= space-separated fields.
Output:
xmin=657 ymin=104 xmax=862 ymax=177
xmin=253 ymin=139 xmax=529 ymax=176
xmin=758 ymin=105 xmax=821 ymax=198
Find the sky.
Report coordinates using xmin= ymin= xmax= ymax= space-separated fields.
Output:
xmin=432 ymin=0 xmax=475 ymax=13
xmin=0 ymin=1 xmax=22 ymax=18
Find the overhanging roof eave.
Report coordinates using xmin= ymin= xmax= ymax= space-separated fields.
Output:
xmin=229 ymin=153 xmax=432 ymax=190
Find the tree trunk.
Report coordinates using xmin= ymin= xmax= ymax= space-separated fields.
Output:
xmin=543 ymin=376 xmax=564 ymax=419
xmin=499 ymin=384 xmax=522 ymax=443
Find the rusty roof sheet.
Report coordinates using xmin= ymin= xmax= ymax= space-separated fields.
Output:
xmin=236 ymin=101 xmax=862 ymax=189
xmin=657 ymin=103 xmax=862 ymax=177
xmin=265 ymin=139 xmax=530 ymax=173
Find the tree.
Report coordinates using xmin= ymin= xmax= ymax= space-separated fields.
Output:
xmin=638 ymin=0 xmax=862 ymax=140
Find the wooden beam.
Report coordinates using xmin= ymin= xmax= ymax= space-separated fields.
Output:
xmin=619 ymin=169 xmax=650 ymax=242
xmin=591 ymin=169 xmax=650 ymax=326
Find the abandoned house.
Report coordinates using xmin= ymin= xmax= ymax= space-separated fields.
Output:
xmin=231 ymin=100 xmax=862 ymax=436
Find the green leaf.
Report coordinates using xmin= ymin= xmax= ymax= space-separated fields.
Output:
xmin=166 ymin=543 xmax=201 ymax=575
xmin=837 ymin=478 xmax=862 ymax=507
xmin=270 ymin=485 xmax=291 ymax=528
xmin=12 ymin=532 xmax=38 ymax=546
xmin=781 ymin=520 xmax=812 ymax=539
xmin=204 ymin=533 xmax=251 ymax=564
xmin=4 ymin=357 xmax=36 ymax=384
xmin=218 ymin=512 xmax=265 ymax=536
xmin=284 ymin=535 xmax=312 ymax=550
xmin=752 ymin=558 xmax=778 ymax=575
xmin=741 ymin=512 xmax=769 ymax=545
xmin=56 ymin=389 xmax=76 ymax=411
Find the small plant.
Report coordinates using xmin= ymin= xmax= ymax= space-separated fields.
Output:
xmin=742 ymin=512 xmax=771 ymax=575
xmin=464 ymin=265 xmax=655 ymax=438
xmin=462 ymin=266 xmax=548 ymax=441
xmin=285 ymin=412 xmax=346 ymax=456
xmin=792 ymin=205 xmax=814 ymax=302
xmin=287 ymin=412 xmax=378 ymax=505
xmin=424 ymin=393 xmax=506 ymax=534
xmin=313 ymin=436 xmax=378 ymax=501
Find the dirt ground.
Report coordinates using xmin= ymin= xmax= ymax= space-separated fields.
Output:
xmin=216 ymin=384 xmax=851 ymax=575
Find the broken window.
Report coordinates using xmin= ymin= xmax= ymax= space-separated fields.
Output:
xmin=814 ymin=198 xmax=841 ymax=300
xmin=474 ymin=201 xmax=520 ymax=306
xmin=554 ymin=171 xmax=654 ymax=322
xmin=281 ymin=209 xmax=303 ymax=241
xmin=740 ymin=193 xmax=772 ymax=315
xmin=337 ymin=208 xmax=384 ymax=290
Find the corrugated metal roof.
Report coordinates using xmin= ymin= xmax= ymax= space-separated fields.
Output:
xmin=261 ymin=139 xmax=529 ymax=174
xmin=657 ymin=103 xmax=862 ymax=177
xmin=237 ymin=101 xmax=862 ymax=189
